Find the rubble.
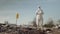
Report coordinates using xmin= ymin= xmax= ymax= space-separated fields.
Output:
xmin=0 ymin=23 xmax=46 ymax=34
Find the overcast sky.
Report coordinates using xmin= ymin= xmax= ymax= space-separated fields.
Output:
xmin=0 ymin=0 xmax=60 ymax=25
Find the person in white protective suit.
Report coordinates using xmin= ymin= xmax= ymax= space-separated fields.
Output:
xmin=36 ymin=7 xmax=44 ymax=30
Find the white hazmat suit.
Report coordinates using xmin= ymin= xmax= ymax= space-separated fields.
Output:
xmin=36 ymin=7 xmax=44 ymax=29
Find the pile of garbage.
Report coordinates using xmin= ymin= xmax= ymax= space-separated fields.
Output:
xmin=0 ymin=23 xmax=46 ymax=34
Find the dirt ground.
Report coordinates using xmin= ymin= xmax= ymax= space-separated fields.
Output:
xmin=47 ymin=29 xmax=60 ymax=34
xmin=0 ymin=28 xmax=60 ymax=34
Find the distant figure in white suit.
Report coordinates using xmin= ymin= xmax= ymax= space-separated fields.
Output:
xmin=36 ymin=6 xmax=44 ymax=30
